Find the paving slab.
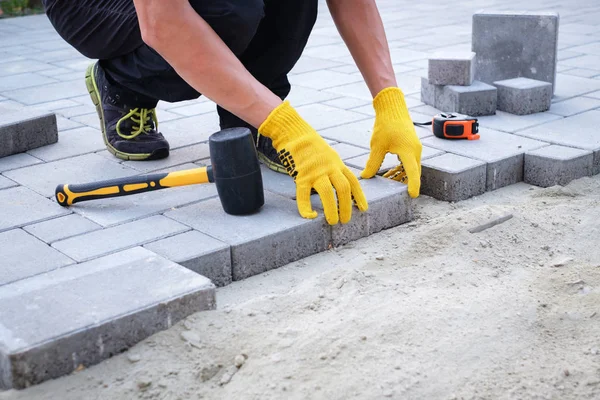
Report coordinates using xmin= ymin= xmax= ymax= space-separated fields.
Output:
xmin=476 ymin=111 xmax=563 ymax=133
xmin=559 ymin=54 xmax=600 ymax=70
xmin=552 ymin=74 xmax=600 ymax=100
xmin=524 ymin=145 xmax=594 ymax=188
xmin=0 ymin=60 xmax=52 ymax=77
xmin=421 ymin=153 xmax=487 ymax=202
xmin=0 ymin=228 xmax=74 ymax=286
xmin=23 ymin=214 xmax=101 ymax=244
xmin=289 ymin=70 xmax=364 ymax=90
xmin=157 ymin=113 xmax=221 ymax=149
xmin=344 ymin=146 xmax=445 ymax=175
xmin=52 ymin=215 xmax=190 ymax=262
xmin=3 ymin=153 xmax=137 ymax=198
xmin=0 ymin=73 xmax=56 ymax=92
xmin=472 ymin=11 xmax=559 ymax=92
xmin=428 ymin=51 xmax=475 ymax=86
xmin=422 ymin=128 xmax=549 ymax=191
xmin=515 ymin=110 xmax=600 ymax=174
xmin=122 ymin=143 xmax=211 ymax=173
xmin=144 ymin=230 xmax=232 ymax=287
xmin=296 ymin=103 xmax=368 ymax=131
xmin=0 ymin=175 xmax=17 ymax=190
xmin=436 ymin=81 xmax=498 ymax=117
xmin=165 ymin=191 xmax=331 ymax=281
xmin=0 ymin=186 xmax=70 ymax=233
xmin=493 ymin=78 xmax=553 ymax=115
xmin=26 ymin=126 xmax=106 ymax=162
xmin=0 ymin=247 xmax=216 ymax=390
xmin=2 ymin=79 xmax=88 ymax=105
xmin=0 ymin=106 xmax=58 ymax=158
xmin=547 ymin=96 xmax=600 ymax=116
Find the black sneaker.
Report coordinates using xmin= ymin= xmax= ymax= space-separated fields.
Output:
xmin=254 ymin=132 xmax=288 ymax=174
xmin=85 ymin=62 xmax=169 ymax=161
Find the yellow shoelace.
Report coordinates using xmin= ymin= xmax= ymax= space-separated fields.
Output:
xmin=116 ymin=108 xmax=158 ymax=140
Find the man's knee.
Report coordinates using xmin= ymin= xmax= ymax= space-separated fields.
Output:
xmin=191 ymin=0 xmax=265 ymax=56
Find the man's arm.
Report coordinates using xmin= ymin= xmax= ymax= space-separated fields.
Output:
xmin=133 ymin=0 xmax=281 ymax=128
xmin=326 ymin=0 xmax=397 ymax=97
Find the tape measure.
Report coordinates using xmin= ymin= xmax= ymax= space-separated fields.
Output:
xmin=383 ymin=113 xmax=480 ymax=184
xmin=414 ymin=113 xmax=480 ymax=140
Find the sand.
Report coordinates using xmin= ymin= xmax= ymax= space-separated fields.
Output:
xmin=2 ymin=176 xmax=600 ymax=400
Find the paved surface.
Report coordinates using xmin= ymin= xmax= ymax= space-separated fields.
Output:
xmin=1 ymin=0 xmax=600 ymax=389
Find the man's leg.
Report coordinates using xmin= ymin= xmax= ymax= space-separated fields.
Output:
xmin=217 ymin=0 xmax=319 ymax=173
xmin=43 ymin=0 xmax=265 ymax=160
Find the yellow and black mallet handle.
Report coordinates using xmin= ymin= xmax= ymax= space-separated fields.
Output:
xmin=55 ymin=166 xmax=214 ymax=207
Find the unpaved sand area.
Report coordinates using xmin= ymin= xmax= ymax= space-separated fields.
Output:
xmin=3 ymin=176 xmax=600 ymax=400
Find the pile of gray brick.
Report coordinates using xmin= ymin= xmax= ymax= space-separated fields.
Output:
xmin=421 ymin=11 xmax=559 ymax=117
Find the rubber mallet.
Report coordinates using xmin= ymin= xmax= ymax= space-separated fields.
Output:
xmin=54 ymin=127 xmax=264 ymax=215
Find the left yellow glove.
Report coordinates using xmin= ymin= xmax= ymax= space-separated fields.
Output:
xmin=361 ymin=87 xmax=423 ymax=198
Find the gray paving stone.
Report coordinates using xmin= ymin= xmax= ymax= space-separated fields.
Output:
xmin=286 ymin=85 xmax=341 ymax=107
xmin=322 ymin=97 xmax=371 ymax=110
xmin=331 ymin=142 xmax=369 ymax=160
xmin=515 ymin=110 xmax=600 ymax=174
xmin=0 ymin=107 xmax=58 ymax=158
xmin=55 ymin=116 xmax=83 ymax=131
xmin=567 ymin=42 xmax=600 ymax=56
xmin=4 ymin=153 xmax=136 ymax=198
xmin=56 ymin=105 xmax=97 ymax=119
xmin=557 ymin=51 xmax=585 ymax=61
xmin=436 ymin=81 xmax=498 ymax=117
xmin=165 ymin=191 xmax=331 ymax=281
xmin=0 ymin=247 xmax=215 ymax=389
xmin=296 ymin=103 xmax=368 ymax=131
xmin=493 ymin=78 xmax=553 ymax=115
xmin=144 ymin=230 xmax=232 ymax=287
xmin=0 ymin=229 xmax=74 ymax=286
xmin=524 ymin=145 xmax=594 ymax=188
xmin=553 ymin=74 xmax=600 ymax=100
xmin=428 ymin=51 xmax=475 ymax=86
xmin=476 ymin=111 xmax=563 ymax=133
xmin=547 ymin=96 xmax=600 ymax=116
xmin=24 ymin=214 xmax=101 ymax=244
xmin=122 ymin=143 xmax=210 ymax=173
xmin=422 ymin=128 xmax=549 ymax=191
xmin=260 ymin=165 xmax=297 ymax=200
xmin=27 ymin=126 xmax=106 ymax=161
xmin=158 ymin=113 xmax=221 ymax=149
xmin=167 ymin=100 xmax=216 ymax=117
xmin=311 ymin=172 xmax=412 ymax=246
xmin=420 ymin=77 xmax=441 ymax=107
xmin=2 ymin=79 xmax=88 ymax=105
xmin=561 ymin=68 xmax=600 ymax=79
xmin=325 ymin=73 xmax=422 ymax=100
xmin=52 ymin=215 xmax=190 ymax=262
xmin=421 ymin=153 xmax=487 ymax=202
xmin=559 ymin=54 xmax=600 ymax=70
xmin=289 ymin=56 xmax=343 ymax=75
xmin=585 ymin=90 xmax=600 ymax=100
xmin=0 ymin=59 xmax=52 ymax=77
xmin=0 ymin=73 xmax=56 ymax=91
xmin=0 ymin=175 xmax=17 ymax=190
xmin=0 ymin=152 xmax=42 ymax=173
xmin=0 ymin=186 xmax=69 ymax=232
xmin=289 ymin=70 xmax=364 ymax=90
xmin=472 ymin=11 xmax=559 ymax=92
xmin=345 ymin=145 xmax=445 ymax=174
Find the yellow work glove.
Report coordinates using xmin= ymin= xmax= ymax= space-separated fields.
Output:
xmin=259 ymin=101 xmax=368 ymax=225
xmin=361 ymin=87 xmax=423 ymax=198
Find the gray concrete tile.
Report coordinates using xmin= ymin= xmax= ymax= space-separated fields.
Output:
xmin=559 ymin=54 xmax=600 ymax=70
xmin=515 ymin=110 xmax=600 ymax=174
xmin=289 ymin=56 xmax=343 ymax=75
xmin=4 ymin=153 xmax=136 ymax=198
xmin=567 ymin=42 xmax=600 ymax=56
xmin=3 ymin=79 xmax=88 ymax=105
xmin=493 ymin=78 xmax=552 ymax=115
xmin=331 ymin=142 xmax=369 ymax=160
xmin=0 ymin=186 xmax=70 ymax=232
xmin=0 ymin=246 xmax=215 ymax=389
xmin=0 ymin=73 xmax=56 ymax=91
xmin=260 ymin=165 xmax=296 ymax=199
xmin=428 ymin=51 xmax=475 ymax=86
xmin=27 ymin=127 xmax=106 ymax=161
xmin=303 ymin=44 xmax=353 ymax=60
xmin=524 ymin=145 xmax=594 ymax=188
xmin=0 ymin=175 xmax=17 ymax=190
xmin=165 ymin=191 xmax=331 ymax=281
xmin=289 ymin=70 xmax=364 ymax=90
xmin=23 ymin=214 xmax=101 ymax=244
xmin=558 ymin=51 xmax=586 ymax=61
xmin=0 ymin=106 xmax=58 ymax=158
xmin=144 ymin=230 xmax=232 ymax=287
xmin=52 ymin=215 xmax=190 ymax=262
xmin=286 ymin=85 xmax=341 ymax=107
xmin=167 ymin=100 xmax=216 ymax=117
xmin=122 ymin=143 xmax=210 ymax=173
xmin=322 ymin=97 xmax=371 ymax=110
xmin=0 ymin=229 xmax=74 ymax=286
xmin=553 ymin=74 xmax=600 ymax=100
xmin=477 ymin=111 xmax=563 ymax=133
xmin=422 ymin=128 xmax=550 ymax=191
xmin=56 ymin=105 xmax=96 ymax=118
xmin=55 ymin=116 xmax=83 ymax=131
xmin=421 ymin=153 xmax=487 ymax=202
xmin=0 ymin=59 xmax=52 ymax=77
xmin=158 ymin=113 xmax=221 ymax=149
xmin=547 ymin=96 xmax=600 ymax=116
xmin=0 ymin=153 xmax=42 ymax=173
xmin=585 ymin=90 xmax=600 ymax=100
xmin=296 ymin=103 xmax=369 ymax=131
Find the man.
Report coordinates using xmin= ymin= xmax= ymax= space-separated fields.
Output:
xmin=42 ymin=0 xmax=422 ymax=226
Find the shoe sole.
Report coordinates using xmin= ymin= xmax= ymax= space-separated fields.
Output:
xmin=85 ymin=63 xmax=160 ymax=161
xmin=257 ymin=152 xmax=288 ymax=175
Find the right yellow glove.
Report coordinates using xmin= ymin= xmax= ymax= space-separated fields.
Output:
xmin=259 ymin=101 xmax=368 ymax=225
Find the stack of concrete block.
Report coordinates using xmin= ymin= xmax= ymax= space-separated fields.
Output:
xmin=421 ymin=51 xmax=498 ymax=117
xmin=421 ymin=11 xmax=559 ymax=117
xmin=0 ymin=105 xmax=58 ymax=158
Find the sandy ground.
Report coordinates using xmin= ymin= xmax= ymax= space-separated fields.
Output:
xmin=2 ymin=175 xmax=600 ymax=400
